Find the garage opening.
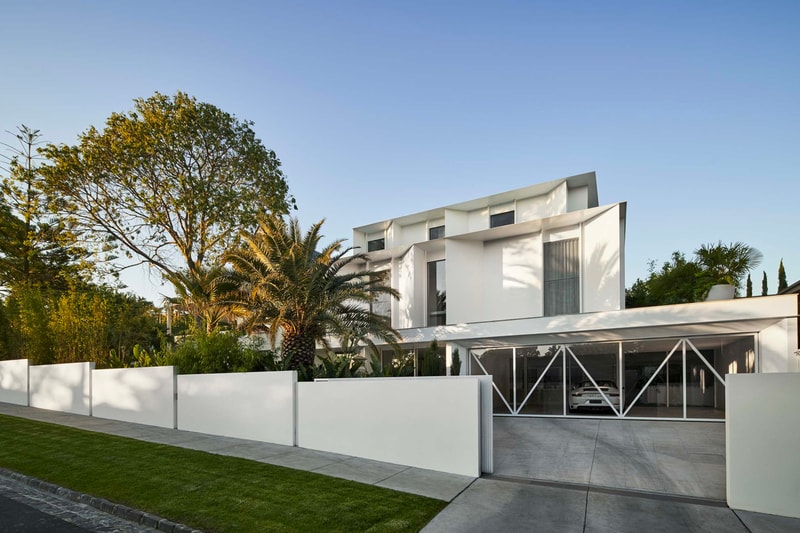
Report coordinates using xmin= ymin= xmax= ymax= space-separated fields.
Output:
xmin=470 ymin=334 xmax=755 ymax=420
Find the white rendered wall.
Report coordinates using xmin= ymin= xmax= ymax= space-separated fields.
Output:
xmin=567 ymin=185 xmax=589 ymax=212
xmin=399 ymin=221 xmax=426 ymax=247
xmin=445 ymin=209 xmax=469 ymax=236
xmin=178 ymin=371 xmax=296 ymax=446
xmin=727 ymin=373 xmax=800 ymax=518
xmin=92 ymin=366 xmax=176 ymax=428
xmin=397 ymin=246 xmax=421 ymax=328
xmin=482 ymin=234 xmax=543 ymax=321
xmin=0 ymin=359 xmax=29 ymax=406
xmin=582 ymin=204 xmax=623 ymax=313
xmin=468 ymin=208 xmax=489 ymax=233
xmin=517 ymin=182 xmax=566 ymax=222
xmin=446 ymin=240 xmax=484 ymax=324
xmin=29 ymin=362 xmax=94 ymax=415
xmin=759 ymin=319 xmax=799 ymax=373
xmin=298 ymin=377 xmax=482 ymax=477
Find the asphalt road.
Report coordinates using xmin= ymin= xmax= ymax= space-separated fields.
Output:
xmin=0 ymin=493 xmax=88 ymax=532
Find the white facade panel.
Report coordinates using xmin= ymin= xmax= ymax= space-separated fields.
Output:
xmin=29 ymin=362 xmax=94 ymax=415
xmin=468 ymin=208 xmax=489 ymax=233
xmin=178 ymin=371 xmax=296 ymax=446
xmin=482 ymin=235 xmax=542 ymax=321
xmin=760 ymin=318 xmax=799 ymax=373
xmin=582 ymin=204 xmax=624 ymax=313
xmin=567 ymin=185 xmax=589 ymax=212
xmin=298 ymin=377 xmax=482 ymax=477
xmin=92 ymin=366 xmax=176 ymax=428
xmin=0 ymin=359 xmax=29 ymax=406
xmin=447 ymin=240 xmax=484 ymax=324
xmin=399 ymin=221 xmax=426 ymax=247
xmin=727 ymin=373 xmax=800 ymax=518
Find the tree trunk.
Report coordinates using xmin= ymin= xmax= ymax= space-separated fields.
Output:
xmin=281 ymin=331 xmax=317 ymax=370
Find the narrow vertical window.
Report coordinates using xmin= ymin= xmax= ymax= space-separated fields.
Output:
xmin=429 ymin=225 xmax=445 ymax=240
xmin=544 ymin=239 xmax=579 ymax=316
xmin=427 ymin=260 xmax=446 ymax=326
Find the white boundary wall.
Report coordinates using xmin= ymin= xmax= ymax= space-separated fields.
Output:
xmin=178 ymin=371 xmax=296 ymax=446
xmin=92 ymin=366 xmax=177 ymax=428
xmin=29 ymin=362 xmax=94 ymax=415
xmin=298 ymin=376 xmax=483 ymax=477
xmin=0 ymin=359 xmax=29 ymax=406
xmin=727 ymin=373 xmax=800 ymax=519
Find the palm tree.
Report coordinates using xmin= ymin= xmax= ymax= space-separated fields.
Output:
xmin=164 ymin=266 xmax=234 ymax=333
xmin=221 ymin=215 xmax=400 ymax=370
xmin=694 ymin=241 xmax=763 ymax=295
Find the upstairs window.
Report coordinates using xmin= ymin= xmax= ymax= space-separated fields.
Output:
xmin=490 ymin=210 xmax=515 ymax=228
xmin=429 ymin=225 xmax=445 ymax=240
xmin=544 ymin=239 xmax=580 ymax=316
xmin=367 ymin=238 xmax=385 ymax=252
xmin=427 ymin=260 xmax=446 ymax=326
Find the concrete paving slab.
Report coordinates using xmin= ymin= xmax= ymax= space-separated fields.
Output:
xmin=313 ymin=457 xmax=409 ymax=484
xmin=210 ymin=442 xmax=291 ymax=460
xmin=377 ymin=468 xmax=475 ymax=501
xmin=422 ymin=478 xmax=586 ymax=533
xmin=734 ymin=509 xmax=800 ymax=533
xmin=585 ymin=490 xmax=746 ymax=533
xmin=258 ymin=448 xmax=347 ymax=471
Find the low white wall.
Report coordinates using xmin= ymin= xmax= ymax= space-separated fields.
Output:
xmin=177 ymin=371 xmax=296 ymax=446
xmin=0 ymin=359 xmax=29 ymax=406
xmin=727 ymin=373 xmax=800 ymax=518
xmin=298 ymin=377 xmax=483 ymax=477
xmin=92 ymin=366 xmax=176 ymax=429
xmin=29 ymin=362 xmax=94 ymax=415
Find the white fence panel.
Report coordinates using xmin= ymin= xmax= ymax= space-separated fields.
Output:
xmin=0 ymin=359 xmax=29 ymax=406
xmin=727 ymin=373 xmax=800 ymax=519
xmin=92 ymin=366 xmax=176 ymax=428
xmin=178 ymin=371 xmax=296 ymax=446
xmin=29 ymin=362 xmax=94 ymax=415
xmin=298 ymin=377 xmax=482 ymax=477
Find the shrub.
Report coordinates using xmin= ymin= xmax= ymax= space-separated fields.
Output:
xmin=167 ymin=329 xmax=275 ymax=374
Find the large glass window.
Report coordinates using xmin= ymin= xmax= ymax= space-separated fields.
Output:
xmin=490 ymin=211 xmax=515 ymax=228
xmin=367 ymin=238 xmax=385 ymax=252
xmin=516 ymin=345 xmax=564 ymax=415
xmin=429 ymin=225 xmax=445 ymax=240
xmin=427 ymin=260 xmax=446 ymax=326
xmin=544 ymin=239 xmax=579 ymax=316
xmin=471 ymin=348 xmax=514 ymax=414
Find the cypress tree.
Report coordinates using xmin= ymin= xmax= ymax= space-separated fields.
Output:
xmin=761 ymin=271 xmax=768 ymax=296
xmin=778 ymin=259 xmax=788 ymax=292
xmin=746 ymin=274 xmax=753 ymax=297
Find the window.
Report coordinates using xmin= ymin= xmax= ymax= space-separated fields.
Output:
xmin=367 ymin=238 xmax=385 ymax=252
xmin=490 ymin=210 xmax=515 ymax=228
xmin=544 ymin=239 xmax=579 ymax=316
xmin=427 ymin=260 xmax=446 ymax=326
xmin=429 ymin=225 xmax=445 ymax=240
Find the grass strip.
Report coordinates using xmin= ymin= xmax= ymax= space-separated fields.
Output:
xmin=0 ymin=414 xmax=446 ymax=532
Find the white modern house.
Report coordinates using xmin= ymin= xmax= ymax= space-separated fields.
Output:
xmin=344 ymin=171 xmax=799 ymax=421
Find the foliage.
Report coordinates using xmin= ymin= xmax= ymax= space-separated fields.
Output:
xmin=451 ymin=347 xmax=462 ymax=376
xmin=694 ymin=241 xmax=762 ymax=292
xmin=1 ymin=283 xmax=163 ymax=365
xmin=297 ymin=353 xmax=365 ymax=381
xmin=0 ymin=414 xmax=446 ymax=532
xmin=222 ymin=215 xmax=399 ymax=370
xmin=39 ymin=92 xmax=295 ymax=303
xmin=165 ymin=266 xmax=235 ymax=333
xmin=0 ymin=126 xmax=88 ymax=291
xmin=419 ymin=339 xmax=445 ymax=377
xmin=167 ymin=328 xmax=274 ymax=374
xmin=778 ymin=259 xmax=788 ymax=292
xmin=626 ymin=242 xmax=762 ymax=307
xmin=746 ymin=274 xmax=752 ymax=297
xmin=365 ymin=352 xmax=415 ymax=377
xmin=762 ymin=271 xmax=768 ymax=296
xmin=109 ymin=344 xmax=168 ymax=368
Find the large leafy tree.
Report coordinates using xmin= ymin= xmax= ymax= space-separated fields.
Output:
xmin=222 ymin=216 xmax=400 ymax=369
xmin=40 ymin=92 xmax=295 ymax=297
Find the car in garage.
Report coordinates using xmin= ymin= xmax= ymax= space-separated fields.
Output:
xmin=569 ymin=380 xmax=621 ymax=411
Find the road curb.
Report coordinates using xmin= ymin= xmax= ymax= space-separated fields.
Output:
xmin=0 ymin=467 xmax=202 ymax=533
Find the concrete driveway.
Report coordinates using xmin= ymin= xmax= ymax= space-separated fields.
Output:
xmin=423 ymin=418 xmax=800 ymax=532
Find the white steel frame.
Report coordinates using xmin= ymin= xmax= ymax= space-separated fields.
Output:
xmin=470 ymin=334 xmax=755 ymax=421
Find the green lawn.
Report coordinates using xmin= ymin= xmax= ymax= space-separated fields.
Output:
xmin=0 ymin=414 xmax=446 ymax=532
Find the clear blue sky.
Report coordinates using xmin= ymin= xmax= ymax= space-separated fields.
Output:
xmin=2 ymin=1 xmax=798 ymax=303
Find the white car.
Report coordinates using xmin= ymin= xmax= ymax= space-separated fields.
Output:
xmin=569 ymin=380 xmax=621 ymax=411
